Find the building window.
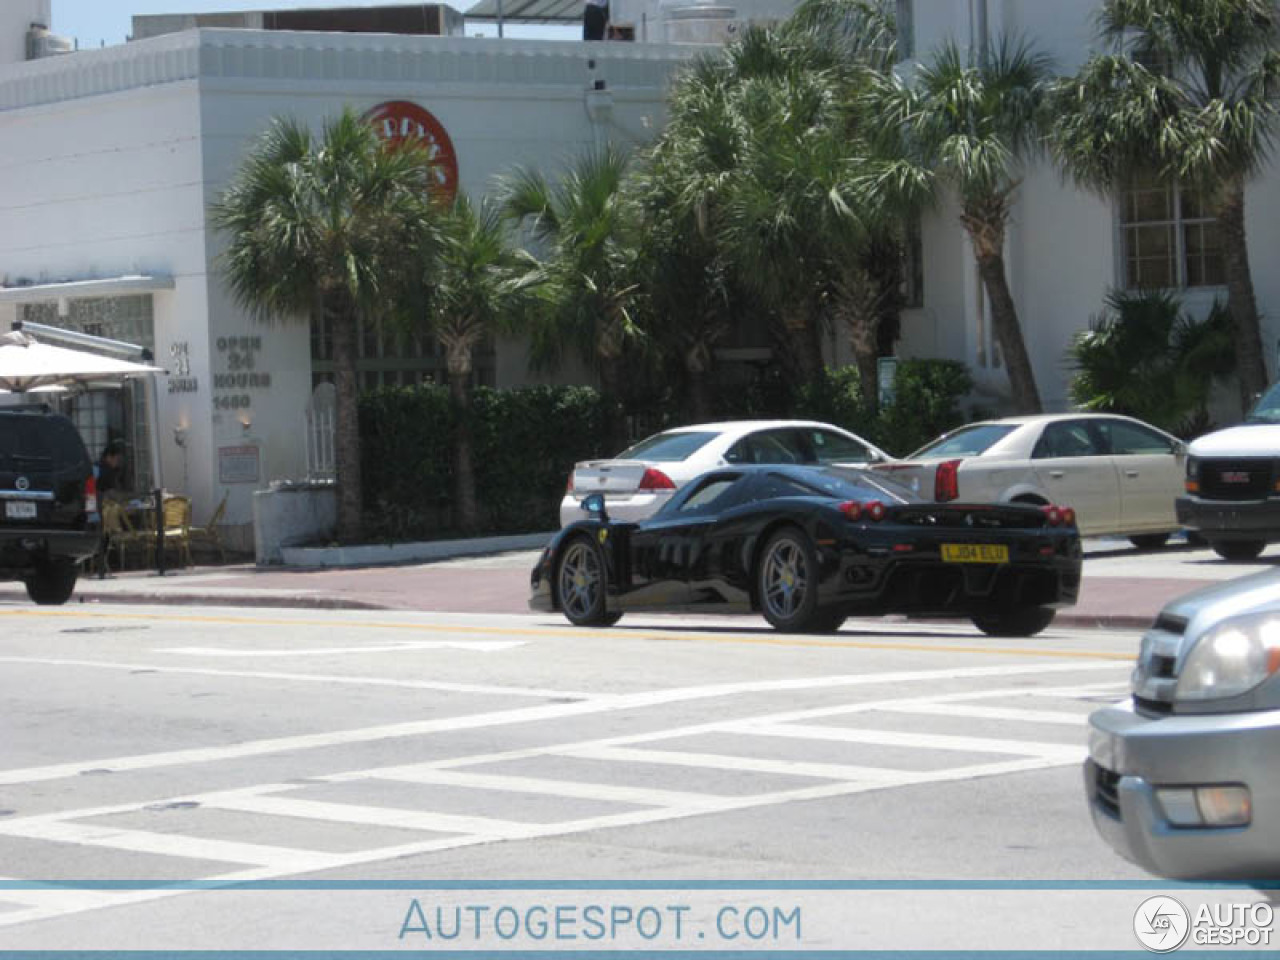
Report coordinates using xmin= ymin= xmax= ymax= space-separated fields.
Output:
xmin=1120 ymin=174 xmax=1224 ymax=290
xmin=310 ymin=312 xmax=495 ymax=391
xmin=895 ymin=0 xmax=914 ymax=60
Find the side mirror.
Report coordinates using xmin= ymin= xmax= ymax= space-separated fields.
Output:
xmin=1172 ymin=440 xmax=1188 ymax=457
xmin=581 ymin=492 xmax=608 ymax=520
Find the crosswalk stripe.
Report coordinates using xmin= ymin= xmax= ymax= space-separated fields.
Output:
xmin=876 ymin=703 xmax=1090 ymax=725
xmin=207 ymin=795 xmax=533 ymax=838
xmin=356 ymin=767 xmax=731 ymax=809
xmin=724 ymin=722 xmax=1085 ymax=761
xmin=0 ymin=821 xmax=334 ymax=871
xmin=558 ymin=745 xmax=908 ymax=781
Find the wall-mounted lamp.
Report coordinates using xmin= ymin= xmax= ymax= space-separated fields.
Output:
xmin=239 ymin=414 xmax=252 ymax=433
xmin=173 ymin=426 xmax=188 ymax=448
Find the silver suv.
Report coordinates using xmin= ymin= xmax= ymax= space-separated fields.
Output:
xmin=0 ymin=406 xmax=100 ymax=604
xmin=1085 ymin=569 xmax=1280 ymax=879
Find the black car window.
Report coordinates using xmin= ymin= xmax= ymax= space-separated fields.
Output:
xmin=616 ymin=431 xmax=717 ymax=462
xmin=808 ymin=429 xmax=871 ymax=464
xmin=1096 ymin=419 xmax=1173 ymax=455
xmin=1032 ymin=421 xmax=1102 ymax=459
xmin=0 ymin=415 xmax=54 ymax=467
xmin=910 ymin=424 xmax=1014 ymax=458
xmin=761 ymin=468 xmax=914 ymax=504
xmin=679 ymin=477 xmax=739 ymax=512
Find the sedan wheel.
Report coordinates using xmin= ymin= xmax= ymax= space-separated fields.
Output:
xmin=1211 ymin=540 xmax=1266 ymax=562
xmin=556 ymin=536 xmax=622 ymax=627
xmin=758 ymin=529 xmax=832 ymax=632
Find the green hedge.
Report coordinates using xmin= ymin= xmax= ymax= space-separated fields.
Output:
xmin=360 ymin=384 xmax=605 ymax=539
xmin=359 ymin=359 xmax=973 ymax=539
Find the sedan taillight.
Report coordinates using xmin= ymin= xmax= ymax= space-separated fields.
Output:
xmin=934 ymin=459 xmax=961 ymax=502
xmin=1041 ymin=504 xmax=1076 ymax=527
xmin=84 ymin=474 xmax=98 ymax=514
xmin=639 ymin=468 xmax=676 ymax=491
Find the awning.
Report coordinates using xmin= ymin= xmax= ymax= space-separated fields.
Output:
xmin=0 ymin=275 xmax=174 ymax=304
xmin=465 ymin=0 xmax=583 ymax=23
xmin=0 ymin=330 xmax=164 ymax=393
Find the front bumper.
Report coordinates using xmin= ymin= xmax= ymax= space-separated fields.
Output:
xmin=1085 ymin=700 xmax=1280 ymax=880
xmin=1176 ymin=496 xmax=1280 ymax=540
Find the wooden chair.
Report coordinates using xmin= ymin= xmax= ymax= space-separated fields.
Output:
xmin=143 ymin=495 xmax=192 ymax=568
xmin=189 ymin=493 xmax=228 ymax=563
xmin=101 ymin=500 xmax=146 ymax=573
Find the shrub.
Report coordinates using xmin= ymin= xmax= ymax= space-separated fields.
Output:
xmin=360 ymin=383 xmax=606 ymax=539
xmin=1068 ymin=289 xmax=1234 ymax=437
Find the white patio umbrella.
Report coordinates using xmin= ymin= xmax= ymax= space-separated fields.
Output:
xmin=0 ymin=330 xmax=164 ymax=392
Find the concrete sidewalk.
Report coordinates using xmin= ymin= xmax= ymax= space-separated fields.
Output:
xmin=0 ymin=537 xmax=1257 ymax=630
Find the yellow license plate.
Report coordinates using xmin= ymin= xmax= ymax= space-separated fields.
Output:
xmin=941 ymin=543 xmax=1009 ymax=564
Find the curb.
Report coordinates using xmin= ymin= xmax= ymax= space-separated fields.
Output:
xmin=64 ymin=591 xmax=388 ymax=611
xmin=276 ymin=531 xmax=553 ymax=569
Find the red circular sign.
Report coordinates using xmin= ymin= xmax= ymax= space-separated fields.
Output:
xmin=365 ymin=100 xmax=459 ymax=203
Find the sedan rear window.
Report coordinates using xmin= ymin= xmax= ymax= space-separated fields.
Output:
xmin=910 ymin=424 xmax=1015 ymax=459
xmin=617 ymin=431 xmax=717 ymax=462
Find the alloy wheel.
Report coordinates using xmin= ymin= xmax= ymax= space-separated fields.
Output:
xmin=559 ymin=540 xmax=602 ymax=621
xmin=762 ymin=537 xmax=808 ymax=622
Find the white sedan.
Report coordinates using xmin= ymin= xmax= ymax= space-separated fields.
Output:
xmin=559 ymin=419 xmax=892 ymax=527
xmin=872 ymin=413 xmax=1187 ymax=547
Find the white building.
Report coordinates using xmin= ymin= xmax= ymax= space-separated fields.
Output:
xmin=0 ymin=2 xmax=701 ymax=549
xmin=897 ymin=0 xmax=1279 ymax=413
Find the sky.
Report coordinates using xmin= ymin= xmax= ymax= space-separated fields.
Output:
xmin=52 ymin=0 xmax=575 ymax=49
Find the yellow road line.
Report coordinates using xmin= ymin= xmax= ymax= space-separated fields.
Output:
xmin=0 ymin=608 xmax=1133 ymax=661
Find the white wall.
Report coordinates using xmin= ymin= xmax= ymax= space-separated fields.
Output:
xmin=0 ymin=1 xmax=51 ymax=66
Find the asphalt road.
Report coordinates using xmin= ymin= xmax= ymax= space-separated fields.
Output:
xmin=0 ymin=600 xmax=1174 ymax=950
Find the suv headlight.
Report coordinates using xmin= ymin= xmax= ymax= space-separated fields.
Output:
xmin=1176 ymin=612 xmax=1280 ymax=702
xmin=1186 ymin=455 xmax=1200 ymax=481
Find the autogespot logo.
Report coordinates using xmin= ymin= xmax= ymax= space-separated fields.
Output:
xmin=1134 ymin=896 xmax=1191 ymax=952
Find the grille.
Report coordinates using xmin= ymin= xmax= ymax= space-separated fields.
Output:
xmin=1095 ymin=765 xmax=1121 ymax=818
xmin=1199 ymin=459 xmax=1275 ymax=501
xmin=1134 ymin=695 xmax=1173 ymax=716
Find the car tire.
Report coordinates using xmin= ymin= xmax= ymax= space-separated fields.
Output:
xmin=555 ymin=535 xmax=621 ymax=627
xmin=24 ymin=559 xmax=78 ymax=606
xmin=1211 ymin=540 xmax=1266 ymax=562
xmin=757 ymin=527 xmax=830 ymax=633
xmin=971 ymin=606 xmax=1056 ymax=638
xmin=1129 ymin=533 xmax=1171 ymax=551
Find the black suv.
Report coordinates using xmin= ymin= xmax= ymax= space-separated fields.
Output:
xmin=0 ymin=406 xmax=100 ymax=604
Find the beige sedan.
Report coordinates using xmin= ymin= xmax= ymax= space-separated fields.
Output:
xmin=873 ymin=413 xmax=1187 ymax=547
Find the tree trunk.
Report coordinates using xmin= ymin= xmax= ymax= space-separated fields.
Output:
xmin=1217 ymin=177 xmax=1270 ymax=411
xmin=597 ymin=356 xmax=628 ymax=453
xmin=973 ymin=248 xmax=1042 ymax=414
xmin=445 ymin=337 xmax=478 ymax=536
xmin=774 ymin=306 xmax=824 ymax=388
xmin=327 ymin=294 xmax=364 ymax=542
xmin=684 ymin=339 xmax=714 ymax=422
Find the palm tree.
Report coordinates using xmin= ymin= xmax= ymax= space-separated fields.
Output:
xmin=499 ymin=145 xmax=642 ymax=452
xmin=411 ymin=195 xmax=533 ymax=535
xmin=1050 ymin=0 xmax=1280 ymax=410
xmin=651 ymin=27 xmax=879 ymax=391
xmin=865 ymin=39 xmax=1053 ymax=413
xmin=210 ymin=109 xmax=439 ymax=541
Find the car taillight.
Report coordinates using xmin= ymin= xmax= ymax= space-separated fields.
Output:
xmin=566 ymin=472 xmax=574 ymax=495
xmin=84 ymin=474 xmax=98 ymax=514
xmin=934 ymin=459 xmax=961 ymax=502
xmin=839 ymin=500 xmax=886 ymax=522
xmin=638 ymin=468 xmax=675 ymax=491
xmin=1041 ymin=504 xmax=1075 ymax=527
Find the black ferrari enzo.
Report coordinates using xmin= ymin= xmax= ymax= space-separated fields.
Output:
xmin=530 ymin=465 xmax=1082 ymax=637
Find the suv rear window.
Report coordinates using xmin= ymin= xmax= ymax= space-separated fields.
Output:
xmin=0 ymin=413 xmax=89 ymax=471
xmin=910 ymin=424 xmax=1015 ymax=459
xmin=617 ymin=431 xmax=717 ymax=462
